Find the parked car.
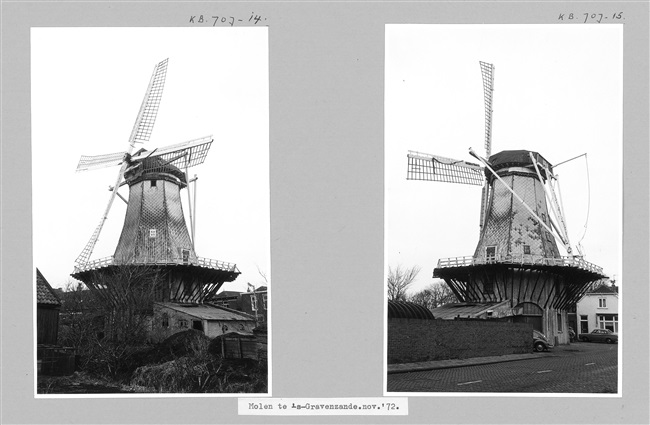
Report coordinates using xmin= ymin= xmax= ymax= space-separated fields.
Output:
xmin=579 ymin=329 xmax=618 ymax=344
xmin=533 ymin=330 xmax=553 ymax=352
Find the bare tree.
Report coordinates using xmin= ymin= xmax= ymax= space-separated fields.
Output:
xmin=256 ymin=264 xmax=269 ymax=286
xmin=407 ymin=280 xmax=457 ymax=310
xmin=387 ymin=265 xmax=421 ymax=301
xmin=71 ymin=265 xmax=165 ymax=377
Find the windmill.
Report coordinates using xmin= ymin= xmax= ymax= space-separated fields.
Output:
xmin=406 ymin=62 xmax=606 ymax=342
xmin=71 ymin=59 xmax=239 ymax=305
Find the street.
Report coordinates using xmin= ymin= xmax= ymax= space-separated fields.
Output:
xmin=387 ymin=342 xmax=618 ymax=393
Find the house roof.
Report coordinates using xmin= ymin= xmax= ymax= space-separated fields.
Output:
xmin=586 ymin=283 xmax=618 ymax=294
xmin=36 ymin=268 xmax=61 ymax=306
xmin=431 ymin=301 xmax=509 ymax=320
xmin=212 ymin=290 xmax=242 ymax=299
xmin=246 ymin=286 xmax=267 ymax=293
xmin=156 ymin=302 xmax=255 ymax=321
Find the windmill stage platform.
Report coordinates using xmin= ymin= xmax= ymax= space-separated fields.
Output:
xmin=72 ymin=256 xmax=240 ymax=305
xmin=434 ymin=254 xmax=606 ymax=312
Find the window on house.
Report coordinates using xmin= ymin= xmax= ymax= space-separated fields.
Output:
xmin=580 ymin=315 xmax=589 ymax=333
xmin=557 ymin=313 xmax=563 ymax=332
xmin=598 ymin=298 xmax=607 ymax=308
xmin=178 ymin=319 xmax=188 ymax=328
xmin=151 ymin=180 xmax=157 ymax=188
xmin=251 ymin=294 xmax=258 ymax=311
xmin=598 ymin=314 xmax=618 ymax=332
xmin=485 ymin=246 xmax=496 ymax=262
xmin=523 ymin=245 xmax=531 ymax=255
xmin=162 ymin=313 xmax=169 ymax=328
xmin=182 ymin=249 xmax=190 ymax=264
xmin=262 ymin=294 xmax=267 ymax=310
xmin=149 ymin=228 xmax=157 ymax=238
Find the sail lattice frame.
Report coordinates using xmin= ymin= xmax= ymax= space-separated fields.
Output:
xmin=407 ymin=151 xmax=484 ymax=186
xmin=479 ymin=61 xmax=495 ymax=157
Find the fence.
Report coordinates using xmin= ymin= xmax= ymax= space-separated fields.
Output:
xmin=74 ymin=256 xmax=239 ymax=274
xmin=437 ymin=254 xmax=603 ymax=274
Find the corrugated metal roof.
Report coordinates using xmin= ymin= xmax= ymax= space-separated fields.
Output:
xmin=156 ymin=302 xmax=255 ymax=321
xmin=387 ymin=300 xmax=435 ymax=319
xmin=431 ymin=301 xmax=508 ymax=320
xmin=36 ymin=268 xmax=61 ymax=306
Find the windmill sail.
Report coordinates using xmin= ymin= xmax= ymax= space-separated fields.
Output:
xmin=407 ymin=151 xmax=484 ymax=186
xmin=75 ymin=59 xmax=169 ymax=173
xmin=479 ymin=61 xmax=495 ymax=158
xmin=76 ymin=151 xmax=128 ymax=172
xmin=130 ymin=58 xmax=168 ymax=145
xmin=479 ymin=61 xmax=495 ymax=229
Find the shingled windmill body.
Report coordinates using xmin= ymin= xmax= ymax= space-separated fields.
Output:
xmin=72 ymin=59 xmax=239 ymax=306
xmin=407 ymin=62 xmax=606 ymax=344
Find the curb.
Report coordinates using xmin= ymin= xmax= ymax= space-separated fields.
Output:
xmin=387 ymin=353 xmax=545 ymax=375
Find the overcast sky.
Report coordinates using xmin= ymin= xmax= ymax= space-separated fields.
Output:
xmin=31 ymin=28 xmax=269 ymax=293
xmin=385 ymin=24 xmax=622 ymax=295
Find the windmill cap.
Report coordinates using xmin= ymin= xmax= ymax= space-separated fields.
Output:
xmin=488 ymin=150 xmax=553 ymax=176
xmin=124 ymin=155 xmax=188 ymax=186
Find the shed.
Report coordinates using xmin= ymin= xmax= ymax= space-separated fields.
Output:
xmin=36 ymin=268 xmax=62 ymax=345
xmin=151 ymin=302 xmax=256 ymax=341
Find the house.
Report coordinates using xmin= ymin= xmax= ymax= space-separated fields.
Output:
xmin=37 ymin=269 xmax=77 ymax=376
xmin=150 ymin=302 xmax=257 ymax=342
xmin=36 ymin=268 xmax=62 ymax=345
xmin=210 ymin=290 xmax=243 ymax=310
xmin=240 ymin=286 xmax=268 ymax=323
xmin=576 ymin=282 xmax=619 ymax=334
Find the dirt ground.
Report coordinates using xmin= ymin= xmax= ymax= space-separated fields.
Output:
xmin=37 ymin=372 xmax=146 ymax=394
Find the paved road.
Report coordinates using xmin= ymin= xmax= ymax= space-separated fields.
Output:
xmin=388 ymin=343 xmax=618 ymax=393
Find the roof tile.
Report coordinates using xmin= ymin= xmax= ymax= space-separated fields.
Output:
xmin=36 ymin=269 xmax=61 ymax=306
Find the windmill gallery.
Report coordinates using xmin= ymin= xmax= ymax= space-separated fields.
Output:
xmin=403 ymin=62 xmax=606 ymax=347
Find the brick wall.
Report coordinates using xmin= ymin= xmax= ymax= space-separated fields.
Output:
xmin=387 ymin=318 xmax=533 ymax=364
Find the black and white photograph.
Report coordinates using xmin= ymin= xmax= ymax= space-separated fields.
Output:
xmin=31 ymin=27 xmax=270 ymax=395
xmin=384 ymin=24 xmax=622 ymax=394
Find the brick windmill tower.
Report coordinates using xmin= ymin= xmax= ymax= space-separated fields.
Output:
xmin=72 ymin=59 xmax=239 ymax=307
xmin=406 ymin=62 xmax=606 ymax=344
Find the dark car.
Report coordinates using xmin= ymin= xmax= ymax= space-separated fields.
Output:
xmin=533 ymin=330 xmax=553 ymax=352
xmin=579 ymin=328 xmax=618 ymax=344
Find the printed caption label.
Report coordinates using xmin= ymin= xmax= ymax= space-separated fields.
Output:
xmin=239 ymin=398 xmax=408 ymax=416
